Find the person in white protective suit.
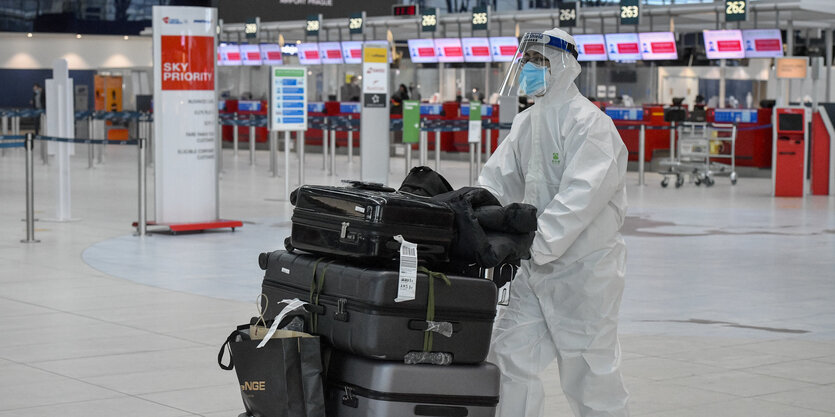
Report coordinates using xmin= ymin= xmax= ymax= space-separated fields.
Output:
xmin=478 ymin=28 xmax=629 ymax=417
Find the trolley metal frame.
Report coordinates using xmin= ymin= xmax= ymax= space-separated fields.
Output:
xmin=659 ymin=121 xmax=738 ymax=188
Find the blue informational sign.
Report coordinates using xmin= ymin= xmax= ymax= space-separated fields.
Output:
xmin=238 ymin=100 xmax=262 ymax=112
xmin=340 ymin=102 xmax=361 ymax=114
xmin=605 ymin=107 xmax=644 ymax=121
xmin=461 ymin=104 xmax=493 ymax=117
xmin=271 ymin=67 xmax=308 ymax=131
xmin=308 ymin=102 xmax=325 ymax=113
xmin=714 ymin=109 xmax=758 ymax=123
xmin=420 ymin=104 xmax=443 ymax=115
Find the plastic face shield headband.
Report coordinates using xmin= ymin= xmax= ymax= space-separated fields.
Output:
xmin=499 ymin=33 xmax=578 ymax=98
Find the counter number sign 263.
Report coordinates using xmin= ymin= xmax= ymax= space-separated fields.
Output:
xmin=619 ymin=0 xmax=639 ymax=25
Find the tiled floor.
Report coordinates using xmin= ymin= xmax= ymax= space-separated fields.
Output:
xmin=1 ymin=143 xmax=833 ymax=416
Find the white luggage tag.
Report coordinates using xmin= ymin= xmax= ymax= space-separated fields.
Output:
xmin=256 ymin=298 xmax=308 ymax=348
xmin=393 ymin=235 xmax=418 ymax=303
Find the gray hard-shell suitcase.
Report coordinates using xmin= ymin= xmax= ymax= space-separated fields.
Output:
xmin=325 ymin=350 xmax=500 ymax=417
xmin=258 ymin=250 xmax=498 ymax=364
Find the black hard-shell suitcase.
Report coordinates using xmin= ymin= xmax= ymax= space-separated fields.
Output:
xmin=325 ymin=350 xmax=500 ymax=417
xmin=259 ymin=250 xmax=498 ymax=364
xmin=289 ymin=184 xmax=455 ymax=263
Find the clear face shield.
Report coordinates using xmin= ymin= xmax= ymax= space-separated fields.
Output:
xmin=499 ymin=33 xmax=578 ymax=98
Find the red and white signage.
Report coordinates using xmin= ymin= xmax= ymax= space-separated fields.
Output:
xmin=604 ymin=33 xmax=642 ymax=61
xmin=703 ymin=30 xmax=745 ymax=59
xmin=574 ymin=34 xmax=608 ymax=61
xmin=462 ymin=37 xmax=492 ymax=63
xmin=434 ymin=38 xmax=464 ymax=63
xmin=218 ymin=43 xmax=241 ymax=66
xmin=260 ymin=43 xmax=283 ymax=65
xmin=742 ymin=29 xmax=784 ymax=58
xmin=489 ymin=36 xmax=519 ymax=62
xmin=318 ymin=42 xmax=344 ymax=64
xmin=153 ymin=6 xmax=218 ymax=223
xmin=297 ymin=43 xmax=321 ymax=65
xmin=341 ymin=41 xmax=363 ymax=64
xmin=639 ymin=32 xmax=677 ymax=60
xmin=240 ymin=44 xmax=262 ymax=66
xmin=408 ymin=39 xmax=438 ymax=63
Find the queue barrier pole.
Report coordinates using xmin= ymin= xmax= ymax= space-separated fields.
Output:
xmin=0 ymin=115 xmax=7 ymax=157
xmin=298 ymin=130 xmax=305 ymax=188
xmin=232 ymin=113 xmax=239 ymax=157
xmin=87 ymin=116 xmax=94 ymax=169
xmin=22 ymin=133 xmax=39 ymax=243
xmin=284 ymin=131 xmax=291 ymax=200
xmin=249 ymin=116 xmax=256 ymax=166
xmin=270 ymin=130 xmax=278 ymax=177
xmin=330 ymin=128 xmax=336 ymax=176
xmin=322 ymin=118 xmax=329 ymax=172
xmin=639 ymin=125 xmax=646 ymax=186
xmin=347 ymin=117 xmax=354 ymax=164
xmin=468 ymin=142 xmax=476 ymax=186
xmin=419 ymin=130 xmax=428 ymax=166
xmin=136 ymin=137 xmax=147 ymax=237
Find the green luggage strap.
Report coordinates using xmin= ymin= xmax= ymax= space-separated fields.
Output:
xmin=309 ymin=258 xmax=333 ymax=334
xmin=418 ymin=266 xmax=452 ymax=352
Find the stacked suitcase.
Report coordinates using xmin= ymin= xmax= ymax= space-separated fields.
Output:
xmin=259 ymin=184 xmax=502 ymax=417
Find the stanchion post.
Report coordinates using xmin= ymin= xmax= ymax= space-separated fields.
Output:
xmin=87 ymin=116 xmax=94 ymax=169
xmin=434 ymin=132 xmax=440 ymax=171
xmin=322 ymin=118 xmax=329 ymax=171
xmin=21 ymin=133 xmax=39 ymax=243
xmin=233 ymin=112 xmax=239 ymax=157
xmin=1 ymin=114 xmax=7 ymax=157
xmin=96 ymin=119 xmax=104 ymax=164
xmin=136 ymin=137 xmax=147 ymax=236
xmin=419 ymin=130 xmax=427 ymax=166
xmin=329 ymin=128 xmax=336 ymax=176
xmin=298 ymin=130 xmax=305 ymax=187
xmin=347 ymin=117 xmax=354 ymax=164
xmin=284 ymin=131 xmax=291 ymax=200
xmin=405 ymin=144 xmax=412 ymax=175
xmin=639 ymin=124 xmax=646 ymax=186
xmin=270 ymin=130 xmax=277 ymax=177
xmin=468 ymin=142 xmax=475 ymax=186
xmin=249 ymin=116 xmax=255 ymax=166
xmin=476 ymin=140 xmax=482 ymax=175
xmin=485 ymin=129 xmax=492 ymax=160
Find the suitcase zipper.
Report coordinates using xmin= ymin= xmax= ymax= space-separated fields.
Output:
xmin=262 ymin=280 xmax=495 ymax=322
xmin=293 ymin=211 xmax=453 ymax=241
xmin=332 ymin=381 xmax=499 ymax=407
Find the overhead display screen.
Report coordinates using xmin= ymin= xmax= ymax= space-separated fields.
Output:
xmin=297 ymin=43 xmax=321 ymax=65
xmin=434 ymin=38 xmax=464 ymax=63
xmin=341 ymin=41 xmax=364 ymax=64
xmin=240 ymin=44 xmax=262 ymax=66
xmin=408 ymin=38 xmax=438 ymax=63
xmin=260 ymin=44 xmax=283 ymax=66
xmin=604 ymin=33 xmax=642 ymax=61
xmin=218 ymin=43 xmax=241 ymax=66
xmin=488 ymin=36 xmax=519 ymax=62
xmin=462 ymin=37 xmax=492 ymax=62
xmin=639 ymin=32 xmax=678 ymax=60
xmin=742 ymin=29 xmax=784 ymax=58
xmin=574 ymin=34 xmax=608 ymax=61
xmin=318 ymin=42 xmax=344 ymax=64
xmin=703 ymin=30 xmax=745 ymax=59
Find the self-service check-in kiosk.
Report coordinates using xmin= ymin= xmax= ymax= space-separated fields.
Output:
xmin=772 ymin=107 xmax=808 ymax=197
xmin=811 ymin=104 xmax=835 ymax=196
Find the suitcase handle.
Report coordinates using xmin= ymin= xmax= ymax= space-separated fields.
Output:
xmin=408 ymin=319 xmax=461 ymax=334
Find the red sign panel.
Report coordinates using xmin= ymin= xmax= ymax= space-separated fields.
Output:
xmin=584 ymin=44 xmax=605 ymax=55
xmin=617 ymin=43 xmax=639 ymax=54
xmin=755 ymin=39 xmax=781 ymax=51
xmin=326 ymin=50 xmax=341 ymax=59
xmin=444 ymin=47 xmax=463 ymax=57
xmin=471 ymin=46 xmax=490 ymax=56
xmin=651 ymin=42 xmax=675 ymax=53
xmin=499 ymin=45 xmax=517 ymax=55
xmin=304 ymin=50 xmax=320 ymax=59
xmin=717 ymin=40 xmax=742 ymax=51
xmin=418 ymin=47 xmax=435 ymax=57
xmin=266 ymin=51 xmax=282 ymax=60
xmin=161 ymin=35 xmax=214 ymax=91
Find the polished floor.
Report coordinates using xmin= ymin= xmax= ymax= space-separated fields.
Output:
xmin=1 ymin=143 xmax=834 ymax=417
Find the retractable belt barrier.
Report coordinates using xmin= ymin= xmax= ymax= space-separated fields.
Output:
xmin=6 ymin=133 xmax=148 ymax=243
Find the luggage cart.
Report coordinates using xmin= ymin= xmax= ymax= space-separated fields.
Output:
xmin=659 ymin=122 xmax=737 ymax=187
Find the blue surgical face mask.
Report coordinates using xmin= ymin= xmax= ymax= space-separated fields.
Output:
xmin=518 ymin=61 xmax=548 ymax=97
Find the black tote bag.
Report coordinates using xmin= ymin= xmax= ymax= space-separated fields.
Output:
xmin=219 ymin=324 xmax=326 ymax=417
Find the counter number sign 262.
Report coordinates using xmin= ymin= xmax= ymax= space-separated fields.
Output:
xmin=725 ymin=0 xmax=747 ymax=22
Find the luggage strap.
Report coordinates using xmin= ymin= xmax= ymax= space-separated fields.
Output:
xmin=309 ymin=258 xmax=333 ymax=334
xmin=419 ymin=266 xmax=451 ymax=352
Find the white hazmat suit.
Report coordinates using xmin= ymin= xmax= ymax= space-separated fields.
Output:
xmin=479 ymin=28 xmax=629 ymax=417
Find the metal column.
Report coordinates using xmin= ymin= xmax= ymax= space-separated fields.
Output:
xmin=270 ymin=130 xmax=278 ymax=176
xmin=249 ymin=119 xmax=256 ymax=166
xmin=298 ymin=131 xmax=306 ymax=187
xmin=284 ymin=131 xmax=291 ymax=200
xmin=233 ymin=112 xmax=239 ymax=156
xmin=21 ymin=133 xmax=39 ymax=243
xmin=639 ymin=125 xmax=646 ymax=186
xmin=136 ymin=137 xmax=147 ymax=236
xmin=330 ymin=129 xmax=336 ymax=176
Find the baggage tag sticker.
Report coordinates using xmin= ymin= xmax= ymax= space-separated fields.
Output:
xmin=393 ymin=235 xmax=418 ymax=303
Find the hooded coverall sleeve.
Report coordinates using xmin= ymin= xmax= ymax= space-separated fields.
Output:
xmin=478 ymin=114 xmax=525 ymax=206
xmin=530 ymin=116 xmax=623 ymax=265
